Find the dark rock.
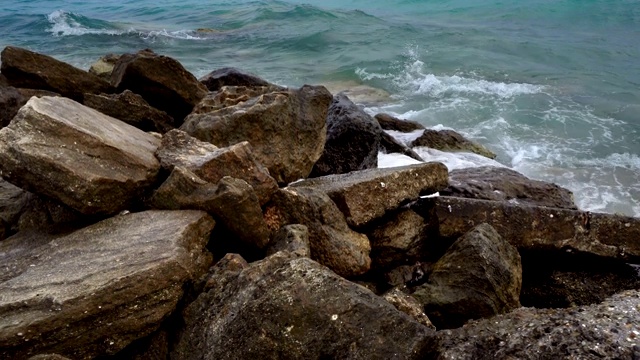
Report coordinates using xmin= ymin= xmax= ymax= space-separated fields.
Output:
xmin=28 ymin=355 xmax=71 ymax=360
xmin=0 ymin=73 xmax=7 ymax=86
xmin=375 ymin=113 xmax=425 ymax=132
xmin=110 ymin=49 xmax=207 ymax=122
xmin=410 ymin=129 xmax=496 ymax=159
xmin=412 ymin=223 xmax=522 ymax=329
xmin=292 ymin=162 xmax=448 ymax=228
xmin=172 ymin=252 xmax=435 ymax=360
xmin=0 ymin=46 xmax=113 ymax=101
xmin=156 ymin=129 xmax=277 ymax=205
xmin=383 ymin=288 xmax=435 ymax=329
xmin=17 ymin=194 xmax=87 ymax=235
xmin=380 ymin=131 xmax=425 ymax=162
xmin=0 ymin=210 xmax=214 ymax=359
xmin=0 ymin=86 xmax=22 ymax=128
xmin=0 ymin=178 xmax=30 ymax=240
xmin=385 ymin=262 xmax=433 ymax=289
xmin=263 ymin=187 xmax=371 ymax=277
xmin=311 ymin=94 xmax=382 ymax=177
xmin=199 ymin=67 xmax=272 ymax=91
xmin=266 ymin=224 xmax=310 ymax=257
xmin=191 ymin=85 xmax=284 ymax=114
xmin=83 ymin=90 xmax=174 ymax=133
xmin=88 ymin=53 xmax=121 ymax=81
xmin=442 ymin=166 xmax=577 ymax=209
xmin=181 ymin=85 xmax=332 ymax=184
xmin=0 ymin=96 xmax=161 ymax=215
xmin=16 ymin=88 xmax=60 ymax=99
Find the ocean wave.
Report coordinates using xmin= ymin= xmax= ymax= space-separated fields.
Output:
xmin=46 ymin=10 xmax=126 ymax=36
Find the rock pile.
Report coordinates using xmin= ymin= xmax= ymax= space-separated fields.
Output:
xmin=0 ymin=46 xmax=638 ymax=359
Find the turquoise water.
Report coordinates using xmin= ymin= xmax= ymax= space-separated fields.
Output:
xmin=1 ymin=0 xmax=639 ymax=216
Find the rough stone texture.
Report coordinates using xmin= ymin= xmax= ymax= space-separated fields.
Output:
xmin=380 ymin=131 xmax=425 ymax=162
xmin=191 ymin=85 xmax=285 ymax=114
xmin=0 ymin=86 xmax=22 ymax=128
xmin=172 ymin=252 xmax=435 ymax=360
xmin=0 ymin=73 xmax=7 ymax=86
xmin=311 ymin=94 xmax=382 ymax=177
xmin=17 ymin=195 xmax=87 ymax=235
xmin=426 ymin=196 xmax=640 ymax=263
xmin=266 ymin=224 xmax=311 ymax=257
xmin=442 ymin=166 xmax=577 ymax=209
xmin=156 ymin=130 xmax=277 ymax=205
xmin=150 ymin=167 xmax=269 ymax=249
xmin=181 ymin=85 xmax=332 ymax=184
xmin=383 ymin=287 xmax=435 ymax=330
xmin=430 ymin=290 xmax=640 ymax=360
xmin=292 ymin=162 xmax=448 ymax=228
xmin=0 ymin=96 xmax=161 ymax=215
xmin=0 ymin=210 xmax=215 ymax=359
xmin=0 ymin=46 xmax=113 ymax=102
xmin=110 ymin=49 xmax=207 ymax=122
xmin=28 ymin=355 xmax=71 ymax=360
xmin=385 ymin=262 xmax=433 ymax=289
xmin=0 ymin=178 xmax=30 ymax=240
xmin=88 ymin=53 xmax=121 ymax=81
xmin=410 ymin=129 xmax=496 ymax=159
xmin=412 ymin=223 xmax=522 ymax=329
xmin=375 ymin=113 xmax=425 ymax=132
xmin=83 ymin=90 xmax=174 ymax=133
xmin=263 ymin=187 xmax=371 ymax=277
xmin=199 ymin=67 xmax=272 ymax=91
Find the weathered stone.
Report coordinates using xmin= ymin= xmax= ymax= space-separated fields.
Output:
xmin=385 ymin=262 xmax=433 ymax=289
xmin=375 ymin=113 xmax=425 ymax=132
xmin=28 ymin=355 xmax=71 ymax=360
xmin=424 ymin=196 xmax=640 ymax=263
xmin=172 ymin=252 xmax=435 ymax=360
xmin=410 ymin=129 xmax=496 ymax=159
xmin=380 ymin=131 xmax=425 ymax=162
xmin=83 ymin=90 xmax=174 ymax=133
xmin=191 ymin=85 xmax=285 ymax=114
xmin=383 ymin=288 xmax=435 ymax=330
xmin=110 ymin=49 xmax=207 ymax=122
xmin=0 ymin=86 xmax=22 ymax=128
xmin=412 ymin=223 xmax=522 ymax=329
xmin=181 ymin=85 xmax=332 ymax=184
xmin=293 ymin=162 xmax=448 ymax=228
xmin=442 ymin=166 xmax=577 ymax=209
xmin=0 ymin=96 xmax=161 ymax=215
xmin=0 ymin=210 xmax=215 ymax=359
xmin=266 ymin=224 xmax=310 ymax=257
xmin=0 ymin=46 xmax=113 ymax=101
xmin=0 ymin=178 xmax=30 ymax=240
xmin=88 ymin=53 xmax=121 ymax=81
xmin=430 ymin=290 xmax=640 ymax=359
xmin=156 ymin=130 xmax=277 ymax=205
xmin=17 ymin=195 xmax=87 ymax=235
xmin=150 ymin=167 xmax=269 ymax=249
xmin=311 ymin=94 xmax=382 ymax=177
xmin=264 ymin=187 xmax=371 ymax=277
xmin=199 ymin=67 xmax=272 ymax=91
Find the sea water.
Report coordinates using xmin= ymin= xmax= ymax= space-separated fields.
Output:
xmin=1 ymin=0 xmax=639 ymax=216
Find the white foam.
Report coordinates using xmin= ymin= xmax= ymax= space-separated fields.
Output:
xmin=383 ymin=129 xmax=424 ymax=146
xmin=413 ymin=147 xmax=506 ymax=171
xmin=377 ymin=152 xmax=423 ymax=168
xmin=47 ymin=10 xmax=125 ymax=36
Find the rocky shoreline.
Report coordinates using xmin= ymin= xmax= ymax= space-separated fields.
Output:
xmin=0 ymin=46 xmax=638 ymax=359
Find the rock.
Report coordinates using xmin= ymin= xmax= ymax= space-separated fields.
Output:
xmin=0 ymin=178 xmax=30 ymax=240
xmin=28 ymin=355 xmax=71 ymax=360
xmin=150 ymin=167 xmax=269 ymax=249
xmin=385 ymin=262 xmax=433 ymax=289
xmin=0 ymin=96 xmax=161 ymax=215
xmin=181 ymin=85 xmax=332 ymax=184
xmin=292 ymin=162 xmax=448 ymax=228
xmin=383 ymin=288 xmax=435 ymax=330
xmin=88 ymin=53 xmax=121 ymax=81
xmin=191 ymin=85 xmax=285 ymax=114
xmin=310 ymin=94 xmax=382 ymax=177
xmin=0 ymin=46 xmax=113 ymax=101
xmin=375 ymin=113 xmax=425 ymax=132
xmin=430 ymin=290 xmax=640 ymax=359
xmin=172 ymin=252 xmax=435 ymax=360
xmin=263 ymin=187 xmax=371 ymax=277
xmin=156 ymin=130 xmax=277 ymax=205
xmin=199 ymin=67 xmax=272 ymax=91
xmin=380 ymin=131 xmax=425 ymax=162
xmin=17 ymin=194 xmax=87 ymax=235
xmin=0 ymin=73 xmax=7 ymax=86
xmin=110 ymin=49 xmax=207 ymax=122
xmin=266 ymin=224 xmax=310 ymax=257
xmin=410 ymin=129 xmax=496 ymax=159
xmin=0 ymin=210 xmax=215 ymax=359
xmin=16 ymin=88 xmax=60 ymax=100
xmin=411 ymin=223 xmax=522 ymax=329
xmin=442 ymin=166 xmax=577 ymax=209
xmin=0 ymin=86 xmax=22 ymax=128
xmin=425 ymin=196 xmax=640 ymax=263
xmin=83 ymin=90 xmax=174 ymax=133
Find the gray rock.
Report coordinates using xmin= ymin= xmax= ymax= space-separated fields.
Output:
xmin=0 ymin=210 xmax=215 ymax=359
xmin=410 ymin=129 xmax=496 ymax=159
xmin=375 ymin=113 xmax=425 ymax=132
xmin=190 ymin=85 xmax=285 ymax=114
xmin=412 ymin=223 xmax=522 ymax=329
xmin=88 ymin=53 xmax=121 ymax=81
xmin=0 ymin=96 xmax=161 ymax=215
xmin=266 ymin=224 xmax=310 ymax=257
xmin=380 ymin=131 xmax=425 ymax=162
xmin=383 ymin=288 xmax=435 ymax=330
xmin=199 ymin=67 xmax=272 ymax=91
xmin=172 ymin=252 xmax=435 ymax=360
xmin=292 ymin=162 xmax=448 ymax=228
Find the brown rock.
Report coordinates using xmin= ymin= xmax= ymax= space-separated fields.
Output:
xmin=88 ymin=53 xmax=121 ymax=81
xmin=375 ymin=113 xmax=425 ymax=132
xmin=266 ymin=224 xmax=310 ymax=257
xmin=0 ymin=86 xmax=22 ymax=128
xmin=191 ymin=85 xmax=285 ymax=114
xmin=17 ymin=194 xmax=87 ymax=235
xmin=380 ymin=131 xmax=425 ymax=162
xmin=0 ymin=73 xmax=7 ymax=86
xmin=0 ymin=178 xmax=30 ymax=240
xmin=199 ymin=67 xmax=272 ymax=91
xmin=383 ymin=287 xmax=435 ymax=329
xmin=410 ymin=129 xmax=496 ymax=159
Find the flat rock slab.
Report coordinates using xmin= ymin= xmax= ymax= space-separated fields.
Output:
xmin=293 ymin=162 xmax=448 ymax=228
xmin=0 ymin=210 xmax=215 ymax=359
xmin=0 ymin=96 xmax=161 ymax=215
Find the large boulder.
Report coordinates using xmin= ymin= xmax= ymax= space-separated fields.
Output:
xmin=191 ymin=85 xmax=285 ymax=114
xmin=311 ymin=94 xmax=382 ymax=177
xmin=266 ymin=224 xmax=311 ymax=257
xmin=0 ymin=86 xmax=22 ymax=128
xmin=199 ymin=67 xmax=272 ymax=91
xmin=0 ymin=210 xmax=215 ymax=359
xmin=375 ymin=113 xmax=425 ymax=132
xmin=172 ymin=252 xmax=435 ymax=360
xmin=156 ymin=129 xmax=277 ymax=206
xmin=410 ymin=129 xmax=496 ymax=159
xmin=264 ymin=187 xmax=371 ymax=277
xmin=181 ymin=85 xmax=332 ymax=184
xmin=110 ymin=49 xmax=207 ymax=122
xmin=0 ymin=46 xmax=113 ymax=101
xmin=292 ymin=162 xmax=448 ymax=228
xmin=442 ymin=166 xmax=577 ymax=209
xmin=0 ymin=96 xmax=161 ymax=215
xmin=411 ymin=223 xmax=522 ymax=329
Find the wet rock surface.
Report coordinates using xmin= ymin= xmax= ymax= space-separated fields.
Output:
xmin=375 ymin=113 xmax=425 ymax=132
xmin=199 ymin=67 xmax=272 ymax=91
xmin=410 ymin=128 xmax=496 ymax=159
